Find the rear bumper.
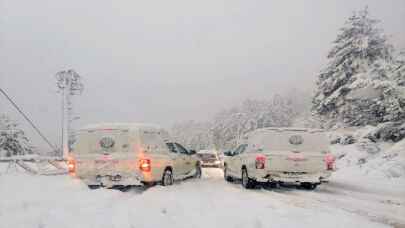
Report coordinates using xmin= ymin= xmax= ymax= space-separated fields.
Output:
xmin=78 ymin=173 xmax=144 ymax=187
xmin=254 ymin=170 xmax=332 ymax=184
xmin=201 ymin=161 xmax=222 ymax=167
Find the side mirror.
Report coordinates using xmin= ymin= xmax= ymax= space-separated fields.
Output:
xmin=189 ymin=150 xmax=196 ymax=155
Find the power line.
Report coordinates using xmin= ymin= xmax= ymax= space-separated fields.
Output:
xmin=0 ymin=87 xmax=58 ymax=152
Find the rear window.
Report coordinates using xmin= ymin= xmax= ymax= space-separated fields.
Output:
xmin=198 ymin=154 xmax=217 ymax=159
xmin=139 ymin=130 xmax=167 ymax=153
xmin=75 ymin=129 xmax=130 ymax=154
xmin=247 ymin=130 xmax=329 ymax=152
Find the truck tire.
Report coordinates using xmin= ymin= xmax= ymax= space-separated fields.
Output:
xmin=161 ymin=169 xmax=174 ymax=186
xmin=241 ymin=168 xmax=256 ymax=189
xmin=88 ymin=185 xmax=101 ymax=190
xmin=224 ymin=165 xmax=233 ymax=182
xmin=194 ymin=164 xmax=202 ymax=179
xmin=301 ymin=182 xmax=317 ymax=190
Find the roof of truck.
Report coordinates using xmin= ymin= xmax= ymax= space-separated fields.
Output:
xmin=254 ymin=127 xmax=325 ymax=132
xmin=243 ymin=127 xmax=326 ymax=138
xmin=197 ymin=149 xmax=218 ymax=154
xmin=80 ymin=122 xmax=162 ymax=131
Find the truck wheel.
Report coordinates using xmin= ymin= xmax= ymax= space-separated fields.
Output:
xmin=241 ymin=168 xmax=256 ymax=189
xmin=301 ymin=182 xmax=317 ymax=190
xmin=161 ymin=169 xmax=174 ymax=186
xmin=268 ymin=182 xmax=278 ymax=189
xmin=224 ymin=165 xmax=233 ymax=182
xmin=114 ymin=185 xmax=132 ymax=192
xmin=194 ymin=164 xmax=202 ymax=179
xmin=88 ymin=185 xmax=101 ymax=190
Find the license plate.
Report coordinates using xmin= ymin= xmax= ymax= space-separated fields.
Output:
xmin=96 ymin=175 xmax=122 ymax=182
xmin=287 ymin=155 xmax=307 ymax=161
xmin=110 ymin=175 xmax=122 ymax=181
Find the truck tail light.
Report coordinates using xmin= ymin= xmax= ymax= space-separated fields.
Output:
xmin=255 ymin=155 xmax=266 ymax=169
xmin=139 ymin=159 xmax=151 ymax=172
xmin=67 ymin=159 xmax=76 ymax=173
xmin=324 ymin=154 xmax=336 ymax=171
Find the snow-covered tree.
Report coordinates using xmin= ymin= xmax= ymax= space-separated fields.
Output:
xmin=0 ymin=114 xmax=34 ymax=157
xmin=171 ymin=120 xmax=213 ymax=151
xmin=312 ymin=7 xmax=405 ymax=127
xmin=212 ymin=95 xmax=296 ymax=149
xmin=392 ymin=51 xmax=405 ymax=86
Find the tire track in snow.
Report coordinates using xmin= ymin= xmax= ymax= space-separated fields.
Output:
xmin=201 ymin=168 xmax=403 ymax=227
xmin=268 ymin=184 xmax=405 ymax=228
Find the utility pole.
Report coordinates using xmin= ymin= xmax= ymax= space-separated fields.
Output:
xmin=56 ymin=70 xmax=83 ymax=159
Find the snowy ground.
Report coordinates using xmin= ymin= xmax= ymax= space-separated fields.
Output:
xmin=1 ymin=168 xmax=404 ymax=228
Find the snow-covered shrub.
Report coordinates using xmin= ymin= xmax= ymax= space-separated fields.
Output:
xmin=312 ymin=8 xmax=405 ymax=128
xmin=330 ymin=137 xmax=340 ymax=145
xmin=365 ymin=121 xmax=405 ymax=142
xmin=355 ymin=138 xmax=380 ymax=154
xmin=340 ymin=134 xmax=356 ymax=145
xmin=361 ymin=139 xmax=405 ymax=178
xmin=331 ymin=136 xmax=355 ymax=145
xmin=0 ymin=114 xmax=33 ymax=157
xmin=329 ymin=131 xmax=356 ymax=145
xmin=331 ymin=126 xmax=405 ymax=179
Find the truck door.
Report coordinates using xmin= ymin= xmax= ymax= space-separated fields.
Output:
xmin=165 ymin=142 xmax=184 ymax=178
xmin=228 ymin=144 xmax=247 ymax=175
xmin=174 ymin=143 xmax=194 ymax=174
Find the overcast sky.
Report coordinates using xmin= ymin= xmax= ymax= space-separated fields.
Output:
xmin=1 ymin=0 xmax=405 ymax=151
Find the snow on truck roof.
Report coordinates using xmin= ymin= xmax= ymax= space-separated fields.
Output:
xmin=244 ymin=127 xmax=325 ymax=138
xmin=197 ymin=149 xmax=218 ymax=154
xmin=253 ymin=127 xmax=325 ymax=133
xmin=79 ymin=122 xmax=163 ymax=131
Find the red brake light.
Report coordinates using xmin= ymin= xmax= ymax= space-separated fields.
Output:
xmin=67 ymin=159 xmax=76 ymax=173
xmin=255 ymin=155 xmax=266 ymax=169
xmin=139 ymin=159 xmax=151 ymax=172
xmin=324 ymin=154 xmax=335 ymax=171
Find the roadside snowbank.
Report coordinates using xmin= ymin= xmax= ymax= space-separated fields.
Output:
xmin=0 ymin=169 xmax=392 ymax=228
xmin=330 ymin=126 xmax=405 ymax=181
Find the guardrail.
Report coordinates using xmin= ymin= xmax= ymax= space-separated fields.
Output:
xmin=0 ymin=157 xmax=68 ymax=175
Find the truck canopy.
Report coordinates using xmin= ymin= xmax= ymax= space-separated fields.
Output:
xmin=246 ymin=128 xmax=329 ymax=153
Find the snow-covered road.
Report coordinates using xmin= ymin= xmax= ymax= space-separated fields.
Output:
xmin=1 ymin=168 xmax=404 ymax=228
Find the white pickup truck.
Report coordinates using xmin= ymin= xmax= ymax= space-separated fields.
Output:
xmin=223 ymin=128 xmax=335 ymax=190
xmin=68 ymin=123 xmax=201 ymax=189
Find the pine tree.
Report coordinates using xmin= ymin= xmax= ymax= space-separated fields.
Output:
xmin=0 ymin=114 xmax=34 ymax=157
xmin=312 ymin=7 xmax=404 ymax=126
xmin=392 ymin=51 xmax=405 ymax=86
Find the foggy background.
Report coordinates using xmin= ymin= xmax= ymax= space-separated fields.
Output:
xmin=1 ymin=0 xmax=404 ymax=151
